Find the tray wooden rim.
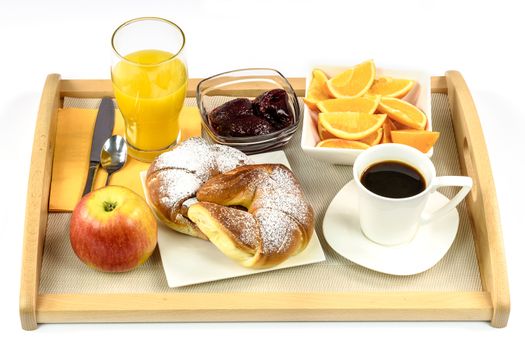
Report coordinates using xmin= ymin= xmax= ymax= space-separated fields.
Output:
xmin=19 ymin=73 xmax=510 ymax=330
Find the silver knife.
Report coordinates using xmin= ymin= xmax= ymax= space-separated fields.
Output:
xmin=82 ymin=97 xmax=115 ymax=196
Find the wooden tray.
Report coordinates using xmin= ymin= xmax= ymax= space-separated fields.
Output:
xmin=19 ymin=72 xmax=510 ymax=330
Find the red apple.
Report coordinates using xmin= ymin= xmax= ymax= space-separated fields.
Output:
xmin=70 ymin=186 xmax=158 ymax=272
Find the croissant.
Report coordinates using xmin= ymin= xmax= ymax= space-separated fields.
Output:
xmin=188 ymin=164 xmax=314 ymax=268
xmin=145 ymin=137 xmax=252 ymax=239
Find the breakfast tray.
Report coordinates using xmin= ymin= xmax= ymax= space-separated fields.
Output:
xmin=19 ymin=72 xmax=510 ymax=330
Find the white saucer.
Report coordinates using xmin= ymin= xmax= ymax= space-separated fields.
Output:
xmin=323 ymin=180 xmax=459 ymax=276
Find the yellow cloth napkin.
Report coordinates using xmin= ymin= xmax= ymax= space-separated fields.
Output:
xmin=49 ymin=107 xmax=201 ymax=212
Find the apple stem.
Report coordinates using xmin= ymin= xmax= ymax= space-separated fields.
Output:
xmin=103 ymin=201 xmax=117 ymax=212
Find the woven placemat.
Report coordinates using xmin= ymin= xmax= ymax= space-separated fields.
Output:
xmin=39 ymin=94 xmax=482 ymax=293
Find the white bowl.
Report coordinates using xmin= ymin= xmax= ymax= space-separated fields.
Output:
xmin=300 ymin=65 xmax=432 ymax=165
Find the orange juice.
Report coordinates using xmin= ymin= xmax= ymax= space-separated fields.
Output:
xmin=112 ymin=49 xmax=188 ymax=161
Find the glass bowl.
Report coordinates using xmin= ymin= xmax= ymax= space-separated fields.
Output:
xmin=196 ymin=68 xmax=301 ymax=154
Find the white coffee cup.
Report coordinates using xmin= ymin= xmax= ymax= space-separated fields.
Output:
xmin=352 ymin=143 xmax=472 ymax=246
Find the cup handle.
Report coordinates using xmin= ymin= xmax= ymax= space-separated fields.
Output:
xmin=420 ymin=176 xmax=473 ymax=224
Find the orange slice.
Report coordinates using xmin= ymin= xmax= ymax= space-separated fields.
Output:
xmin=369 ymin=77 xmax=414 ymax=98
xmin=390 ymin=119 xmax=410 ymax=130
xmin=317 ymin=139 xmax=370 ymax=149
xmin=317 ymin=120 xmax=335 ymax=140
xmin=316 ymin=95 xmax=380 ymax=113
xmin=381 ymin=119 xmax=396 ymax=143
xmin=358 ymin=127 xmax=383 ymax=146
xmin=304 ymin=69 xmax=332 ymax=111
xmin=318 ymin=112 xmax=387 ymax=140
xmin=377 ymin=96 xmax=427 ymax=130
xmin=391 ymin=130 xmax=440 ymax=153
xmin=323 ymin=67 xmax=353 ymax=97
xmin=318 ymin=120 xmax=381 ymax=143
xmin=325 ymin=60 xmax=376 ymax=98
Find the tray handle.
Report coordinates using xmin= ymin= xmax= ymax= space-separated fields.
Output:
xmin=19 ymin=74 xmax=61 ymax=330
xmin=445 ymin=71 xmax=510 ymax=328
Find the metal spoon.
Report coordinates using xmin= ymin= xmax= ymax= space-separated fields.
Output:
xmin=100 ymin=135 xmax=127 ymax=186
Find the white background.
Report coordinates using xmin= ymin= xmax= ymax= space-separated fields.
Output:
xmin=1 ymin=0 xmax=523 ymax=348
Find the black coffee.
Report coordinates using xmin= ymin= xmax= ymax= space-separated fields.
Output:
xmin=360 ymin=161 xmax=426 ymax=198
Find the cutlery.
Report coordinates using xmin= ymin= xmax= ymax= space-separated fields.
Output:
xmin=100 ymin=135 xmax=127 ymax=186
xmin=82 ymin=97 xmax=115 ymax=196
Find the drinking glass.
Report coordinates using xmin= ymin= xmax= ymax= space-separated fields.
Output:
xmin=111 ymin=17 xmax=187 ymax=162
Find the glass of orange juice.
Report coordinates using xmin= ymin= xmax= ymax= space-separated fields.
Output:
xmin=111 ymin=17 xmax=188 ymax=162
